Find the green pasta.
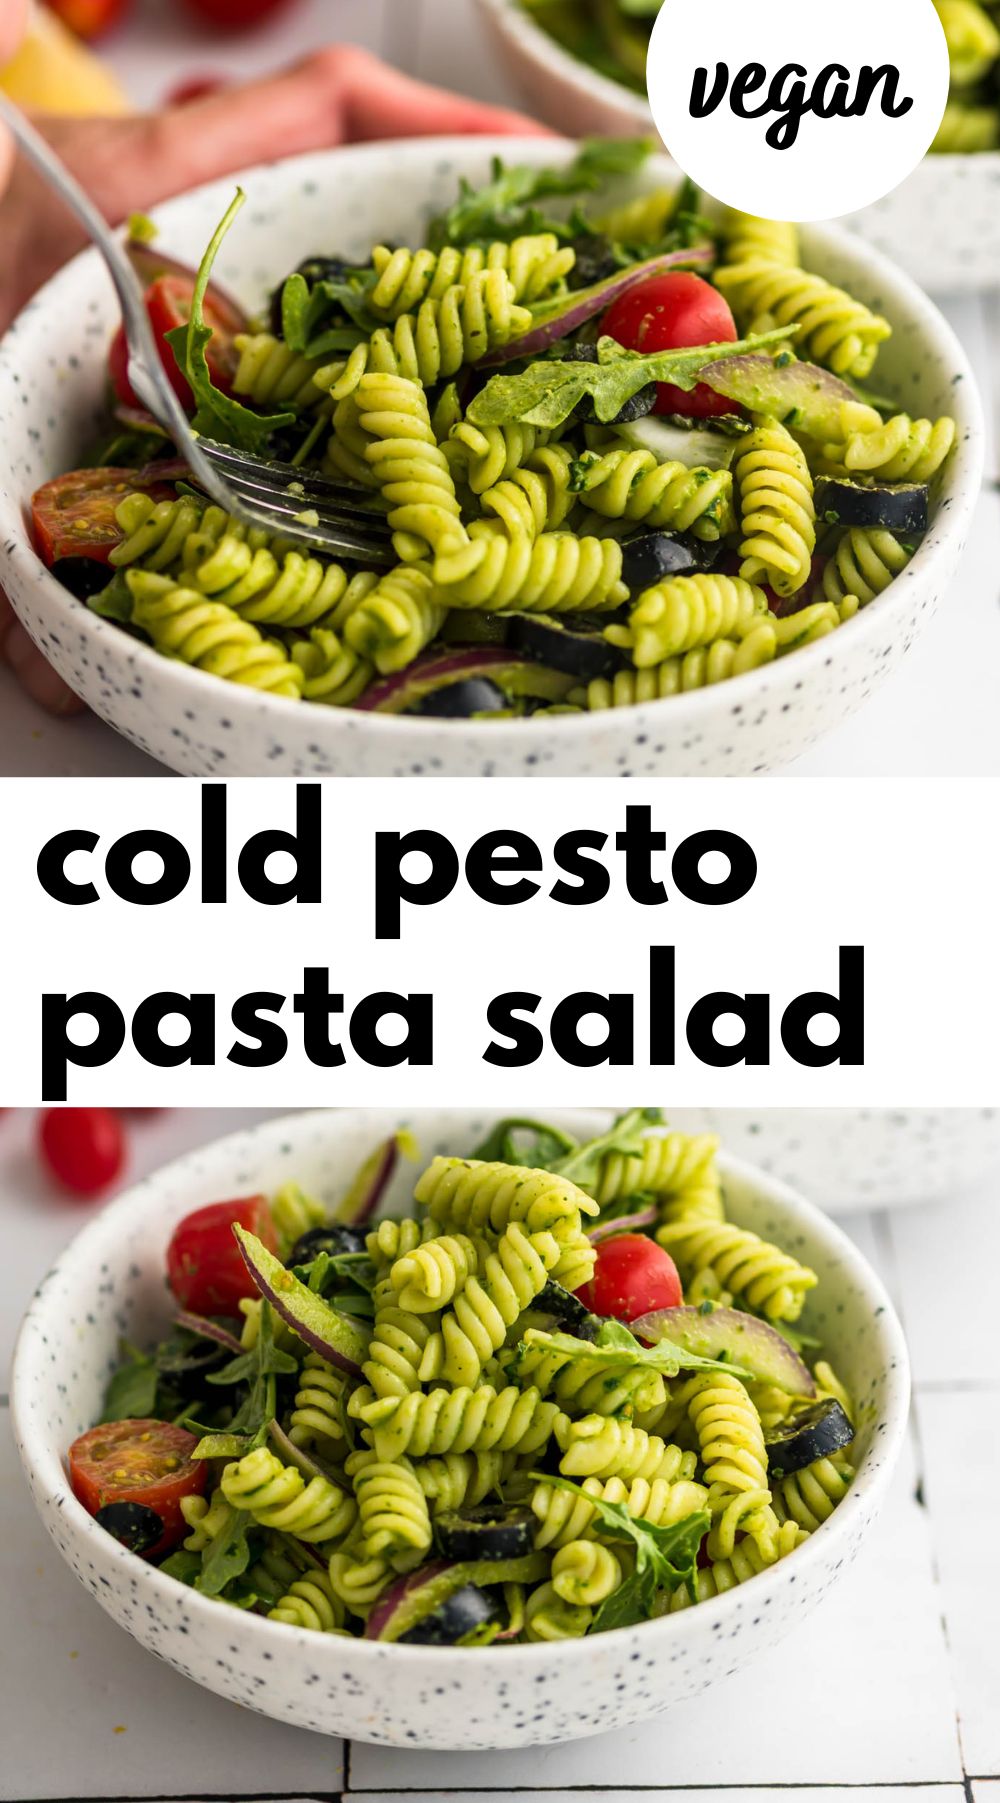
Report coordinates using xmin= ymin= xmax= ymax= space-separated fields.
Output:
xmin=38 ymin=148 xmax=956 ymax=723
xmin=77 ymin=1115 xmax=865 ymax=1644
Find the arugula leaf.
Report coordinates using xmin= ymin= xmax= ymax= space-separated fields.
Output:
xmin=427 ymin=139 xmax=655 ymax=250
xmin=468 ymin=327 xmax=796 ymax=431
xmin=531 ymin=1472 xmax=709 ymax=1629
xmin=198 ymin=1506 xmax=252 ymax=1598
xmin=187 ymin=1302 xmax=297 ymax=1459
xmin=470 ymin=1116 xmax=578 ymax=1166
xmin=101 ymin=1345 xmax=158 ymax=1422
xmin=164 ymin=189 xmax=294 ymax=449
xmin=89 ymin=571 xmax=136 ymax=624
xmin=159 ymin=1549 xmax=201 ymax=1587
xmin=517 ymin=1321 xmax=752 ymax=1379
xmin=290 ymin=1249 xmax=377 ymax=1296
xmin=279 ymin=270 xmax=374 ymax=356
xmin=549 ymin=1106 xmax=663 ymax=1189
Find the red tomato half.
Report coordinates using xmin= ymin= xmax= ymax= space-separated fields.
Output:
xmin=601 ymin=272 xmax=739 ymax=419
xmin=31 ymin=466 xmax=174 ymax=568
xmin=578 ymin=1234 xmax=683 ymax=1323
xmin=179 ymin=0 xmax=295 ymax=29
xmin=45 ymin=0 xmax=132 ymax=39
xmin=69 ymin=1420 xmax=206 ymax=1558
xmin=109 ymin=274 xmax=242 ymax=412
xmin=38 ymin=1107 xmax=125 ymax=1197
xmin=166 ymin=1194 xmax=277 ymax=1317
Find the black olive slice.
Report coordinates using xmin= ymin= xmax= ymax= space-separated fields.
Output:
xmin=509 ymin=616 xmax=628 ymax=681
xmin=434 ymin=1506 xmax=535 ymax=1563
xmin=568 ymin=234 xmax=620 ymax=289
xmin=95 ymin=1500 xmax=164 ymax=1555
xmin=764 ymin=1397 xmax=854 ymax=1477
xmin=815 ymin=477 xmax=929 ymax=536
xmin=399 ymin=1583 xmax=500 ymax=1644
xmin=51 ymin=556 xmax=119 ymax=601
xmin=620 ymin=531 xmax=712 ymax=593
xmin=289 ymin=1223 xmax=367 ymax=1265
xmin=536 ymin=1281 xmax=602 ymax=1338
xmin=409 ymin=677 xmax=508 ymax=718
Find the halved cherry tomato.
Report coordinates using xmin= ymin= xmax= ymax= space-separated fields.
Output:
xmin=577 ymin=1234 xmax=683 ymax=1323
xmin=45 ymin=0 xmax=132 ymax=39
xmin=69 ymin=1420 xmax=206 ymax=1559
xmin=601 ymin=271 xmax=739 ymax=419
xmin=38 ymin=1107 xmax=125 ymax=1197
xmin=109 ymin=274 xmax=242 ymax=412
xmin=180 ymin=0 xmax=295 ymax=27
xmin=166 ymin=1194 xmax=278 ymax=1317
xmin=31 ymin=466 xmax=175 ymax=568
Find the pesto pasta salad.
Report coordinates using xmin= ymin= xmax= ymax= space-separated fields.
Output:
xmin=521 ymin=0 xmax=1000 ymax=153
xmin=69 ymin=1111 xmax=858 ymax=1645
xmin=31 ymin=141 xmax=956 ymax=721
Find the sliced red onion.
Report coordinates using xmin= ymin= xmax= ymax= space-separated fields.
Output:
xmin=630 ymin=1304 xmax=815 ymax=1397
xmin=234 ymin=1225 xmax=368 ymax=1377
xmin=336 ymin=1135 xmax=398 ymax=1227
xmin=365 ymin=1563 xmax=452 ymax=1642
xmin=114 ymin=404 xmax=169 ymax=436
xmin=125 ymin=236 xmax=248 ymax=325
xmin=482 ymin=245 xmax=715 ymax=367
xmin=587 ymin=1206 xmax=659 ymax=1242
xmin=355 ymin=646 xmax=569 ymax=715
xmin=173 ymin=1311 xmax=244 ymax=1354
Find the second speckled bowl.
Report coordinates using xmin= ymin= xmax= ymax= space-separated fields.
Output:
xmin=12 ymin=1108 xmax=909 ymax=1748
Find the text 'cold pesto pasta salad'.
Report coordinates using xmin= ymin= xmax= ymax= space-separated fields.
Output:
xmin=522 ymin=0 xmax=1000 ymax=153
xmin=69 ymin=1113 xmax=858 ymax=1645
xmin=31 ymin=140 xmax=957 ymax=721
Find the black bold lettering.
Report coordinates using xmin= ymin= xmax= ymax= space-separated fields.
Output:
xmin=131 ymin=992 xmax=214 ymax=1065
xmin=229 ymin=992 xmax=287 ymax=1067
xmin=689 ymin=62 xmax=730 ymax=117
xmin=687 ymin=993 xmax=770 ymax=1066
xmin=671 ymin=829 xmax=757 ymax=905
xmin=105 ymin=831 xmax=190 ymax=905
xmin=550 ymin=993 xmax=633 ymax=1067
xmin=238 ymin=782 xmax=321 ymax=905
xmin=37 ymin=829 xmax=99 ymax=905
xmin=350 ymin=993 xmax=433 ymax=1066
xmin=293 ymin=966 xmax=345 ymax=1067
xmin=781 ymin=947 xmax=864 ymax=1067
xmin=616 ymin=805 xmax=667 ymax=905
xmin=41 ymin=990 xmax=126 ymax=1099
xmin=465 ymin=831 xmax=541 ymax=907
xmin=374 ymin=829 xmax=459 ymax=940
xmin=551 ymin=830 xmax=610 ymax=906
xmin=483 ymin=992 xmax=544 ymax=1067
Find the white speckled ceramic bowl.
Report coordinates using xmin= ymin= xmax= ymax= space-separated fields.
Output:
xmin=477 ymin=0 xmax=1000 ymax=294
xmin=12 ymin=1107 xmax=909 ymax=1749
xmin=0 ymin=142 xmax=983 ymax=776
xmin=669 ymin=1108 xmax=1000 ymax=1211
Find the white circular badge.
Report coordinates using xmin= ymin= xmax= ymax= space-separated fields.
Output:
xmin=646 ymin=0 xmax=950 ymax=222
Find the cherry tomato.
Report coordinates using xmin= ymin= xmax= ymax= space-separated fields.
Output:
xmin=166 ymin=75 xmax=228 ymax=106
xmin=166 ymin=1194 xmax=277 ymax=1317
xmin=31 ymin=467 xmax=175 ymax=568
xmin=577 ymin=1234 xmax=683 ymax=1323
xmin=601 ymin=271 xmax=739 ymax=419
xmin=179 ymin=0 xmax=296 ymax=28
xmin=109 ymin=274 xmax=242 ymax=412
xmin=69 ymin=1420 xmax=206 ymax=1558
xmin=44 ymin=0 xmax=132 ymax=39
xmin=38 ymin=1108 xmax=125 ymax=1197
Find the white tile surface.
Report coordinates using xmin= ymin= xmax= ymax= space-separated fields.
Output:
xmin=2 ymin=0 xmax=999 ymax=778
xmin=887 ymin=1174 xmax=1000 ymax=1387
xmin=918 ymin=1388 xmax=1000 ymax=1779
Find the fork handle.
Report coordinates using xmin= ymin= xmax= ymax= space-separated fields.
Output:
xmin=0 ymin=93 xmax=221 ymax=482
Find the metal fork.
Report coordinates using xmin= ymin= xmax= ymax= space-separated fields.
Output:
xmin=0 ymin=95 xmax=393 ymax=565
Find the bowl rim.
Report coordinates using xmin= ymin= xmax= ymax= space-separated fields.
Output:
xmin=477 ymin=0 xmax=655 ymax=124
xmin=0 ymin=135 xmax=984 ymax=748
xmin=11 ymin=1105 xmax=911 ymax=1672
